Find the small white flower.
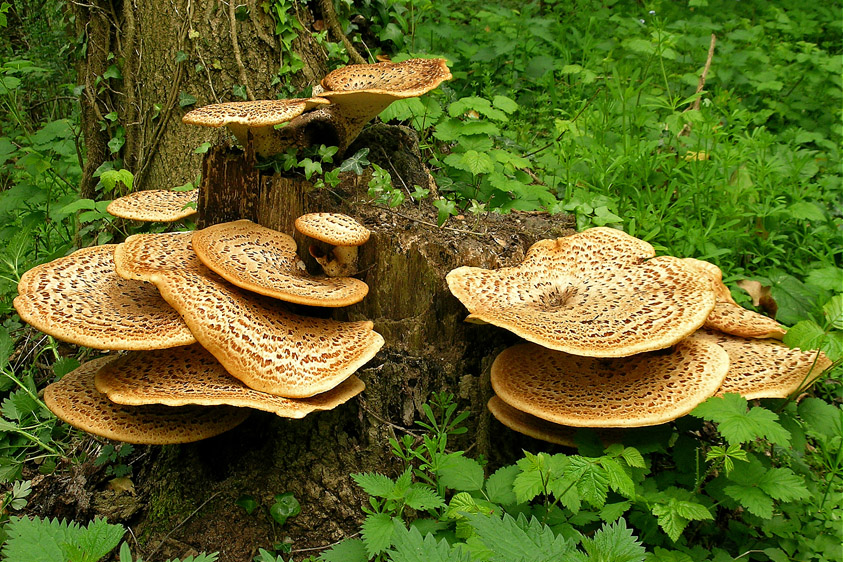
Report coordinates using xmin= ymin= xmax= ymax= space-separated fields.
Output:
xmin=649 ymin=10 xmax=656 ymax=14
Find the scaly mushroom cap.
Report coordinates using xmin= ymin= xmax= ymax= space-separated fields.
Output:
xmin=694 ymin=329 xmax=832 ymax=399
xmin=487 ymin=396 xmax=621 ymax=448
xmin=294 ymin=213 xmax=371 ymax=246
xmin=182 ymin=97 xmax=330 ymax=157
xmin=14 ymin=245 xmax=196 ymax=350
xmin=120 ymin=232 xmax=383 ymax=397
xmin=191 ymin=220 xmax=368 ymax=307
xmin=114 ymin=231 xmax=197 ymax=281
xmin=491 ymin=334 xmax=730 ymax=428
xmin=681 ymin=258 xmax=786 ymax=339
xmin=45 ymin=356 xmax=249 ymax=444
xmin=94 ymin=344 xmax=365 ymax=418
xmin=106 ymin=189 xmax=198 ymax=222
xmin=447 ymin=229 xmax=716 ymax=357
xmin=320 ymin=58 xmax=452 ymax=100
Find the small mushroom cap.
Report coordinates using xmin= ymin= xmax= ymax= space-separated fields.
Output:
xmin=681 ymin=258 xmax=786 ymax=339
xmin=191 ymin=220 xmax=368 ymax=307
xmin=114 ymin=232 xmax=197 ymax=281
xmin=694 ymin=329 xmax=832 ymax=399
xmin=182 ymin=98 xmax=330 ymax=128
xmin=295 ymin=213 xmax=371 ymax=246
xmin=487 ymin=396 xmax=621 ymax=448
xmin=491 ymin=334 xmax=730 ymax=428
xmin=14 ymin=245 xmax=196 ymax=350
xmin=447 ymin=229 xmax=715 ymax=357
xmin=45 ymin=356 xmax=249 ymax=445
xmin=106 ymin=189 xmax=198 ymax=222
xmin=94 ymin=344 xmax=365 ymax=418
xmin=320 ymin=58 xmax=452 ymax=99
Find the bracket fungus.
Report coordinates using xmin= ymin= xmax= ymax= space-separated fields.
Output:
xmin=295 ymin=213 xmax=371 ymax=277
xmin=94 ymin=344 xmax=365 ymax=418
xmin=447 ymin=227 xmax=716 ymax=357
xmin=491 ymin=334 xmax=730 ymax=428
xmin=45 ymin=356 xmax=249 ymax=445
xmin=106 ymin=189 xmax=198 ymax=222
xmin=14 ymin=245 xmax=196 ymax=350
xmin=192 ymin=219 xmax=369 ymax=306
xmin=182 ymin=97 xmax=330 ymax=157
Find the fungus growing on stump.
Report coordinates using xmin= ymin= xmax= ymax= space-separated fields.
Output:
xmin=107 ymin=189 xmax=198 ymax=222
xmin=295 ymin=212 xmax=371 ymax=278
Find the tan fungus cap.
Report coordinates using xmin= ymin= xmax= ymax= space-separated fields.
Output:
xmin=487 ymin=395 xmax=621 ymax=448
xmin=695 ymin=329 xmax=832 ymax=399
xmin=681 ymin=258 xmax=786 ymax=339
xmin=94 ymin=344 xmax=365 ymax=418
xmin=294 ymin=213 xmax=371 ymax=246
xmin=114 ymin=232 xmax=197 ymax=282
xmin=106 ymin=189 xmax=198 ymax=222
xmin=45 ymin=356 xmax=249 ymax=444
xmin=192 ymin=220 xmax=368 ymax=307
xmin=490 ymin=333 xmax=730 ymax=428
xmin=14 ymin=245 xmax=196 ymax=350
xmin=447 ymin=229 xmax=715 ymax=357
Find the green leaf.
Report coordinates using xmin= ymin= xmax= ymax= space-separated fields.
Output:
xmin=449 ymin=96 xmax=508 ymax=121
xmin=351 ymin=472 xmax=395 ymax=499
xmin=1 ymin=516 xmax=124 ymax=562
xmin=723 ymin=484 xmax=773 ymax=519
xmin=580 ymin=519 xmax=646 ymax=562
xmin=492 ymin=95 xmax=519 ymax=114
xmin=61 ymin=517 xmax=125 ymax=562
xmin=235 ymin=495 xmax=258 ymax=515
xmin=437 ymin=452 xmax=485 ymax=491
xmin=757 ymin=468 xmax=809 ymax=502
xmin=0 ymin=326 xmax=13 ymax=370
xmin=485 ymin=464 xmax=519 ymax=506
xmin=806 ymin=266 xmax=843 ymax=292
xmin=599 ymin=501 xmax=632 ymax=523
xmin=768 ymin=273 xmax=827 ymax=326
xmin=784 ymin=320 xmax=830 ymax=354
xmin=444 ymin=150 xmax=495 ymax=176
xmin=798 ymin=397 xmax=842 ymax=438
xmin=466 ymin=512 xmax=577 ymax=562
xmin=691 ymin=394 xmax=791 ymax=446
xmin=825 ymin=295 xmax=843 ymax=330
xmin=319 ymin=538 xmax=368 ymax=562
xmin=179 ymin=92 xmax=197 ymax=108
xmin=361 ymin=513 xmax=396 ymax=557
xmin=599 ymin=457 xmax=634 ymax=498
xmin=567 ymin=456 xmax=609 ymax=508
xmin=387 ymin=520 xmax=469 ymax=562
xmin=52 ymin=357 xmax=81 ymax=378
xmin=403 ymin=484 xmax=445 ymax=511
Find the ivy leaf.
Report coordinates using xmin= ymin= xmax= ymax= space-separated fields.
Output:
xmin=437 ymin=452 xmax=485 ymax=491
xmin=319 ymin=538 xmax=368 ymax=562
xmin=361 ymin=513 xmax=396 ymax=558
xmin=691 ymin=394 xmax=791 ymax=446
xmin=351 ymin=472 xmax=395 ymax=499
xmin=580 ymin=519 xmax=646 ymax=562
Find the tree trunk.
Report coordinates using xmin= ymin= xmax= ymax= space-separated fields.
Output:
xmin=59 ymin=3 xmax=578 ymax=560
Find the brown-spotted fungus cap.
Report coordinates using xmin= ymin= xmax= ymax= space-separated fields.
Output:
xmin=294 ymin=213 xmax=371 ymax=246
xmin=191 ymin=220 xmax=369 ymax=307
xmin=114 ymin=231 xmax=197 ymax=282
xmin=490 ymin=333 xmax=729 ymax=428
xmin=447 ymin=228 xmax=716 ymax=357
xmin=119 ymin=232 xmax=383 ymax=398
xmin=694 ymin=328 xmax=832 ymax=399
xmin=94 ymin=344 xmax=365 ymax=418
xmin=45 ymin=356 xmax=250 ymax=444
xmin=106 ymin=189 xmax=198 ymax=222
xmin=487 ymin=395 xmax=621 ymax=448
xmin=14 ymin=245 xmax=196 ymax=350
xmin=681 ymin=258 xmax=787 ymax=339
xmin=182 ymin=97 xmax=330 ymax=157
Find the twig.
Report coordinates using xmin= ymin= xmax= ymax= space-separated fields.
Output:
xmin=318 ymin=0 xmax=367 ymax=64
xmin=228 ymin=0 xmax=256 ymax=101
xmin=522 ymin=86 xmax=603 ymax=158
xmin=144 ymin=490 xmax=224 ymax=561
xmin=290 ymin=533 xmax=361 ymax=554
xmin=679 ymin=33 xmax=716 ymax=137
xmin=370 ymin=203 xmax=489 ymax=236
xmin=358 ymin=401 xmax=422 ymax=439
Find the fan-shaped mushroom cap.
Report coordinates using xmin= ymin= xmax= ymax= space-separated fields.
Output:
xmin=191 ymin=220 xmax=368 ymax=307
xmin=487 ymin=396 xmax=621 ymax=448
xmin=120 ymin=232 xmax=383 ymax=397
xmin=447 ymin=229 xmax=716 ymax=357
xmin=491 ymin=334 xmax=730 ymax=428
xmin=114 ymin=231 xmax=196 ymax=282
xmin=681 ymin=258 xmax=787 ymax=339
xmin=45 ymin=356 xmax=249 ymax=444
xmin=94 ymin=344 xmax=365 ymax=418
xmin=295 ymin=213 xmax=371 ymax=246
xmin=106 ymin=189 xmax=198 ymax=222
xmin=182 ymin=97 xmax=330 ymax=157
xmin=14 ymin=245 xmax=196 ymax=350
xmin=694 ymin=329 xmax=832 ymax=399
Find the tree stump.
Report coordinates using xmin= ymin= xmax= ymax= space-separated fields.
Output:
xmin=131 ymin=131 xmax=574 ymax=560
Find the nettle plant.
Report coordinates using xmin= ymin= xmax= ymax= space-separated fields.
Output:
xmin=316 ymin=392 xmax=843 ymax=562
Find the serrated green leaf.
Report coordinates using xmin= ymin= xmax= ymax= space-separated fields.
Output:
xmin=319 ymin=538 xmax=368 ymax=562
xmin=444 ymin=150 xmax=494 ymax=176
xmin=445 ymin=491 xmax=479 ymax=519
xmin=361 ymin=513 xmax=396 ymax=557
xmin=798 ymin=397 xmax=842 ymax=438
xmin=567 ymin=456 xmax=609 ymax=508
xmin=485 ymin=464 xmax=519 ymax=506
xmin=391 ymin=467 xmax=413 ymax=500
xmin=437 ymin=452 xmax=485 ymax=491
xmin=0 ymin=326 xmax=13 ymax=370
xmin=492 ymin=95 xmax=518 ymax=114
xmin=824 ymin=295 xmax=843 ymax=330
xmin=599 ymin=501 xmax=632 ymax=523
xmin=619 ymin=447 xmax=646 ymax=469
xmin=784 ymin=320 xmax=830 ymax=353
xmin=351 ymin=472 xmax=395 ymax=499
xmin=387 ymin=520 xmax=469 ymax=562
xmin=723 ymin=484 xmax=773 ymax=518
xmin=757 ymin=468 xmax=809 ymax=502
xmin=580 ymin=519 xmax=646 ymax=562
xmin=691 ymin=394 xmax=791 ymax=446
xmin=1 ymin=516 xmax=124 ymax=562
xmin=403 ymin=484 xmax=445 ymax=511
xmin=599 ymin=457 xmax=634 ymax=498
xmin=805 ymin=266 xmax=843 ymax=292
xmin=672 ymin=501 xmax=712 ymax=522
xmin=61 ymin=516 xmax=124 ymax=562
xmin=466 ymin=512 xmax=577 ymax=562
xmin=449 ymin=96 xmax=508 ymax=121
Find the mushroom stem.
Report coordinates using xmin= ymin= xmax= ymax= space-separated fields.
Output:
xmin=226 ymin=124 xmax=284 ymax=158
xmin=310 ymin=244 xmax=358 ymax=277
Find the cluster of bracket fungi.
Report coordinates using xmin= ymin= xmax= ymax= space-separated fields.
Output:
xmin=447 ymin=227 xmax=832 ymax=447
xmin=14 ymin=57 xmax=454 ymax=445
